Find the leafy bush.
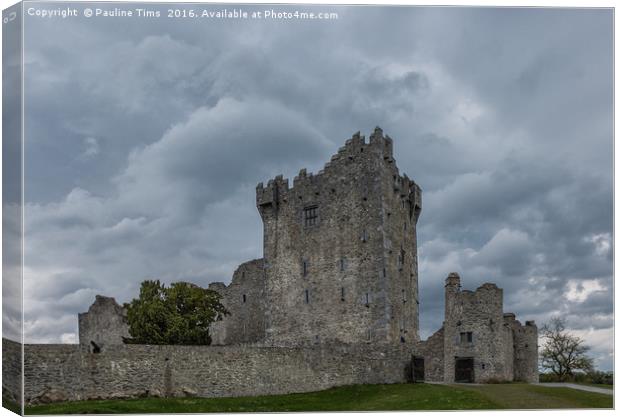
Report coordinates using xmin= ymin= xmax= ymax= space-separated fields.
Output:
xmin=123 ymin=280 xmax=229 ymax=345
xmin=587 ymin=371 xmax=613 ymax=385
xmin=539 ymin=371 xmax=613 ymax=385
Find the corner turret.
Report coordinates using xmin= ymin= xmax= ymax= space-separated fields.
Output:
xmin=256 ymin=175 xmax=289 ymax=220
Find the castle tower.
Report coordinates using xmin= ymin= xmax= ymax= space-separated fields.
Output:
xmin=256 ymin=128 xmax=422 ymax=346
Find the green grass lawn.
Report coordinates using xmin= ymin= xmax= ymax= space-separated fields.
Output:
xmin=25 ymin=383 xmax=613 ymax=414
xmin=456 ymin=383 xmax=613 ymax=409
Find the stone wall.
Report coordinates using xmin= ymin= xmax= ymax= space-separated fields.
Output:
xmin=443 ymin=276 xmax=514 ymax=382
xmin=2 ymin=338 xmax=22 ymax=409
xmin=257 ymin=128 xmax=421 ymax=346
xmin=19 ymin=341 xmax=411 ymax=405
xmin=413 ymin=327 xmax=444 ymax=382
xmin=23 ymin=343 xmax=82 ymax=403
xmin=78 ymin=295 xmax=130 ymax=352
xmin=414 ymin=273 xmax=538 ymax=383
xmin=510 ymin=319 xmax=539 ymax=382
xmin=209 ymin=259 xmax=266 ymax=345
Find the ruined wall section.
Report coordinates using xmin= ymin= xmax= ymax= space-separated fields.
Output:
xmin=20 ymin=341 xmax=411 ymax=405
xmin=257 ymin=128 xmax=421 ymax=346
xmin=208 ymin=259 xmax=266 ymax=345
xmin=443 ymin=274 xmax=513 ymax=382
xmin=413 ymin=327 xmax=444 ymax=382
xmin=508 ymin=317 xmax=539 ymax=382
xmin=78 ymin=296 xmax=130 ymax=352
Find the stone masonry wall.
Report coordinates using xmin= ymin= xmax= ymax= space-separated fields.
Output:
xmin=510 ymin=318 xmax=539 ymax=382
xmin=78 ymin=295 xmax=130 ymax=352
xmin=209 ymin=259 xmax=266 ymax=345
xmin=414 ymin=274 xmax=538 ymax=384
xmin=413 ymin=327 xmax=444 ymax=382
xmin=20 ymin=341 xmax=411 ymax=405
xmin=2 ymin=338 xmax=22 ymax=408
xmin=443 ymin=274 xmax=514 ymax=383
xmin=257 ymin=128 xmax=421 ymax=346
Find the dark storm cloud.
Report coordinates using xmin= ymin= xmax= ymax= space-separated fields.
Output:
xmin=19 ymin=4 xmax=612 ymax=369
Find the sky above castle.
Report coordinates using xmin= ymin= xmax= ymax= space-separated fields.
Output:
xmin=7 ymin=2 xmax=612 ymax=370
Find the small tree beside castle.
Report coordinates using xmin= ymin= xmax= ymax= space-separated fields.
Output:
xmin=123 ymin=280 xmax=229 ymax=345
xmin=539 ymin=317 xmax=594 ymax=382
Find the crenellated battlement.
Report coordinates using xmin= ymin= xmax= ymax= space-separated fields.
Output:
xmin=256 ymin=175 xmax=290 ymax=211
xmin=255 ymin=127 xmax=422 ymax=346
xmin=256 ymin=127 xmax=411 ymax=216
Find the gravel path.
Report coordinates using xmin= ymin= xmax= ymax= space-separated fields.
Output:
xmin=534 ymin=383 xmax=613 ymax=395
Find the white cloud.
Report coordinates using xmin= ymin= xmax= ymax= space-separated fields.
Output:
xmin=60 ymin=333 xmax=77 ymax=344
xmin=585 ymin=233 xmax=611 ymax=258
xmin=565 ymin=279 xmax=606 ymax=303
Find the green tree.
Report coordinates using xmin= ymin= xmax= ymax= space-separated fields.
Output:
xmin=124 ymin=280 xmax=228 ymax=345
xmin=540 ymin=317 xmax=594 ymax=382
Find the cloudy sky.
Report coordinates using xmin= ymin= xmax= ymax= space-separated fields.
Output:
xmin=10 ymin=3 xmax=613 ymax=369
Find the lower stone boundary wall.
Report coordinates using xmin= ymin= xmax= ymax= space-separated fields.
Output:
xmin=2 ymin=338 xmax=23 ymax=407
xmin=3 ymin=339 xmax=412 ymax=404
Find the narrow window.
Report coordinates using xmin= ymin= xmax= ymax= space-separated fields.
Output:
xmin=382 ymin=268 xmax=386 ymax=278
xmin=341 ymin=287 xmax=345 ymax=301
xmin=366 ymin=329 xmax=372 ymax=341
xmin=365 ymin=292 xmax=370 ymax=306
xmin=305 ymin=289 xmax=309 ymax=303
xmin=242 ymin=294 xmax=247 ymax=303
xmin=303 ymin=205 xmax=318 ymax=227
xmin=340 ymin=258 xmax=345 ymax=271
xmin=90 ymin=341 xmax=101 ymax=354
xmin=459 ymin=332 xmax=473 ymax=344
xmin=361 ymin=229 xmax=368 ymax=242
xmin=302 ymin=260 xmax=308 ymax=277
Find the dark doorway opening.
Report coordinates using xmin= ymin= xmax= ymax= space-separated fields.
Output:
xmin=455 ymin=357 xmax=474 ymax=382
xmin=413 ymin=357 xmax=425 ymax=382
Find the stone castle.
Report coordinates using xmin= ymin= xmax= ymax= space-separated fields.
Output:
xmin=210 ymin=127 xmax=422 ymax=347
xmin=2 ymin=128 xmax=538 ymax=405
